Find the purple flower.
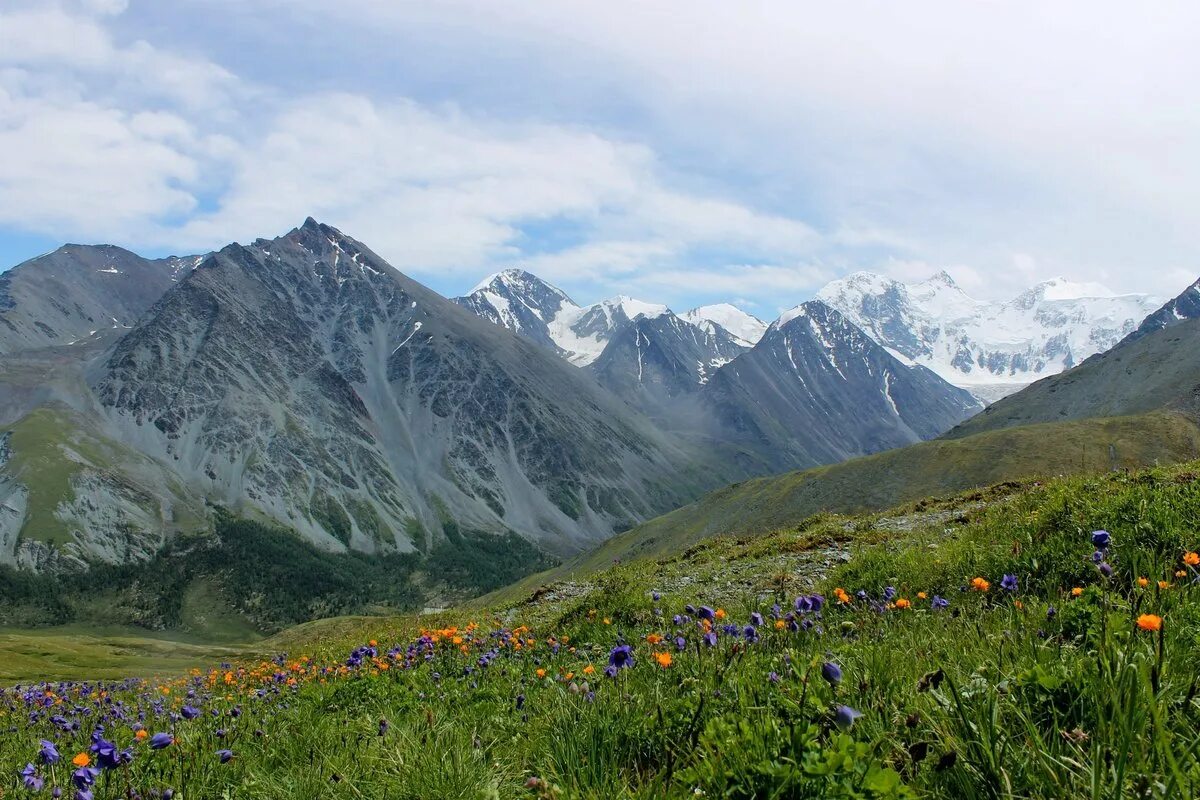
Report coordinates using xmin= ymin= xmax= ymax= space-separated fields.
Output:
xmin=20 ymin=763 xmax=44 ymax=791
xmin=1091 ymin=530 xmax=1111 ymax=548
xmin=674 ymin=636 xmax=687 ymax=651
xmin=931 ymin=596 xmax=949 ymax=611
xmin=90 ymin=737 xmax=120 ymax=769
xmin=883 ymin=586 xmax=897 ymax=601
xmin=651 ymin=591 xmax=661 ymax=601
xmin=1046 ymin=606 xmax=1057 ymax=618
xmin=1000 ymin=574 xmax=1018 ymax=592
xmin=217 ymin=749 xmax=234 ymax=764
xmin=767 ymin=672 xmax=781 ymax=684
xmin=698 ymin=606 xmax=716 ymax=621
xmin=1098 ymin=562 xmax=1114 ymax=578
xmin=608 ymin=644 xmax=635 ymax=670
xmin=1091 ymin=550 xmax=1104 ymax=563
xmin=750 ymin=611 xmax=764 ymax=627
xmin=149 ymin=732 xmax=174 ymax=750
xmin=834 ymin=705 xmax=863 ymax=731
xmin=604 ymin=665 xmax=619 ymax=679
xmin=39 ymin=739 xmax=60 ymax=764
xmin=378 ymin=719 xmax=389 ymax=736
xmin=72 ymin=766 xmax=100 ymax=789
xmin=743 ymin=625 xmax=759 ymax=643
xmin=821 ymin=661 xmax=843 ymax=685
xmin=180 ymin=705 xmax=200 ymax=720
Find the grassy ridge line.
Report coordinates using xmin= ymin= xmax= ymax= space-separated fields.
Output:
xmin=485 ymin=411 xmax=1200 ymax=603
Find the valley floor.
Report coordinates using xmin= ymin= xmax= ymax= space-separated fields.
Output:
xmin=4 ymin=463 xmax=1200 ymax=798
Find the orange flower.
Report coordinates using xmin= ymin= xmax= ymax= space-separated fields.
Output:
xmin=834 ymin=587 xmax=851 ymax=604
xmin=654 ymin=652 xmax=673 ymax=669
xmin=535 ymin=669 xmax=546 ymax=679
xmin=1176 ymin=570 xmax=1187 ymax=578
xmin=1071 ymin=587 xmax=1083 ymax=597
xmin=774 ymin=619 xmax=786 ymax=630
xmin=1137 ymin=577 xmax=1149 ymax=587
xmin=1184 ymin=552 xmax=1199 ymax=566
xmin=1159 ymin=580 xmax=1171 ymax=590
xmin=1014 ymin=600 xmax=1024 ymax=610
xmin=73 ymin=753 xmax=90 ymax=768
xmin=894 ymin=598 xmax=911 ymax=610
xmin=646 ymin=633 xmax=663 ymax=645
xmin=971 ymin=577 xmax=990 ymax=592
xmin=1137 ymin=614 xmax=1163 ymax=632
xmin=602 ymin=618 xmax=611 ymax=626
xmin=714 ymin=608 xmax=727 ymax=620
xmin=369 ymin=639 xmax=377 ymax=647
xmin=916 ymin=592 xmax=927 ymax=600
xmin=582 ymin=664 xmax=595 ymax=675
xmin=135 ymin=730 xmax=148 ymax=741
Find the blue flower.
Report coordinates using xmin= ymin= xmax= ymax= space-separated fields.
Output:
xmin=931 ymin=596 xmax=949 ymax=611
xmin=1091 ymin=530 xmax=1111 ymax=548
xmin=1000 ymin=574 xmax=1018 ymax=592
xmin=821 ymin=662 xmax=843 ymax=685
xmin=39 ymin=739 xmax=60 ymax=764
xmin=608 ymin=644 xmax=635 ymax=670
xmin=883 ymin=586 xmax=897 ymax=601
xmin=1098 ymin=562 xmax=1114 ymax=578
xmin=834 ymin=705 xmax=863 ymax=731
xmin=20 ymin=763 xmax=44 ymax=791
xmin=217 ymin=749 xmax=234 ymax=764
xmin=149 ymin=732 xmax=174 ymax=750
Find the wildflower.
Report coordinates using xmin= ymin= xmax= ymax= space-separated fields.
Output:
xmin=834 ymin=705 xmax=863 ymax=731
xmin=72 ymin=753 xmax=90 ymax=768
xmin=1046 ymin=606 xmax=1057 ymax=618
xmin=1137 ymin=614 xmax=1163 ymax=632
xmin=135 ymin=729 xmax=148 ymax=741
xmin=1071 ymin=587 xmax=1083 ymax=597
xmin=1091 ymin=530 xmax=1111 ymax=548
xmin=1098 ymin=562 xmax=1114 ymax=578
xmin=1137 ymin=577 xmax=1149 ymax=587
xmin=1159 ymin=580 xmax=1171 ymax=590
xmin=39 ymin=739 xmax=60 ymax=764
xmin=1091 ymin=550 xmax=1105 ymax=564
xmin=743 ymin=624 xmax=759 ymax=643
xmin=535 ymin=669 xmax=546 ymax=679
xmin=970 ymin=577 xmax=990 ymax=592
xmin=834 ymin=588 xmax=851 ymax=604
xmin=768 ymin=672 xmax=781 ymax=684
xmin=675 ymin=636 xmax=687 ymax=650
xmin=20 ymin=763 xmax=44 ymax=792
xmin=821 ymin=661 xmax=843 ymax=685
xmin=654 ymin=652 xmax=673 ymax=669
xmin=750 ymin=611 xmax=765 ymax=627
xmin=714 ymin=608 xmax=727 ymax=620
xmin=916 ymin=591 xmax=927 ymax=600
xmin=703 ymin=630 xmax=718 ymax=647
xmin=652 ymin=591 xmax=661 ymax=601
xmin=515 ymin=694 xmax=525 ymax=710
xmin=582 ymin=665 xmax=595 ymax=675
xmin=894 ymin=598 xmax=911 ymax=610
xmin=217 ymin=749 xmax=234 ymax=764
xmin=378 ymin=719 xmax=389 ymax=736
xmin=884 ymin=586 xmax=897 ymax=601
xmin=698 ymin=606 xmax=716 ymax=621
xmin=1176 ymin=570 xmax=1188 ymax=578
xmin=180 ymin=705 xmax=200 ymax=720
xmin=1000 ymin=574 xmax=1018 ymax=592
xmin=931 ymin=596 xmax=949 ymax=611
xmin=72 ymin=765 xmax=100 ymax=790
xmin=608 ymin=644 xmax=635 ymax=671
xmin=1184 ymin=552 xmax=1200 ymax=566
xmin=149 ymin=733 xmax=174 ymax=750
xmin=774 ymin=619 xmax=786 ymax=630
xmin=90 ymin=737 xmax=120 ymax=770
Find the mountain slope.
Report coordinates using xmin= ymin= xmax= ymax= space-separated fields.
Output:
xmin=450 ymin=269 xmax=578 ymax=354
xmin=91 ymin=219 xmax=727 ymax=558
xmin=586 ymin=311 xmax=748 ymax=418
xmin=946 ymin=315 xmax=1200 ymax=439
xmin=0 ymin=245 xmax=198 ymax=355
xmin=700 ymin=301 xmax=981 ymax=470
xmin=683 ymin=303 xmax=767 ymax=346
xmin=818 ymin=270 xmax=1161 ymax=400
xmin=1120 ymin=277 xmax=1200 ymax=345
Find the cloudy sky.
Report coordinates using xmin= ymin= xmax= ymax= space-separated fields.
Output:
xmin=2 ymin=0 xmax=1198 ymax=315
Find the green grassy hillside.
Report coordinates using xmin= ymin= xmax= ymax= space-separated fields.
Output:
xmin=5 ymin=460 xmax=1200 ymax=798
xmin=489 ymin=410 xmax=1200 ymax=598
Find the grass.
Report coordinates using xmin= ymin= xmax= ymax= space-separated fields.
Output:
xmin=492 ymin=410 xmax=1200 ymax=601
xmin=4 ymin=460 xmax=1200 ymax=797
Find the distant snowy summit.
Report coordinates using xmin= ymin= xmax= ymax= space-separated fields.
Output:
xmin=814 ymin=271 xmax=1161 ymax=402
xmin=456 ymin=267 xmax=1163 ymax=404
xmin=454 ymin=269 xmax=766 ymax=366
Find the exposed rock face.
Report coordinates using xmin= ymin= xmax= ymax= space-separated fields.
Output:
xmin=701 ymin=301 xmax=982 ymax=470
xmin=0 ymin=244 xmax=199 ymax=355
xmin=92 ymin=219 xmax=725 ymax=557
xmin=1120 ymin=277 xmax=1200 ymax=345
xmin=588 ymin=311 xmax=749 ymax=419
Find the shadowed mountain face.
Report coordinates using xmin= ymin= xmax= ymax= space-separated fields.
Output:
xmin=1119 ymin=277 xmax=1200 ymax=346
xmin=587 ymin=311 xmax=749 ymax=420
xmin=701 ymin=302 xmax=982 ymax=470
xmin=0 ymin=245 xmax=199 ymax=355
xmin=89 ymin=219 xmax=728 ymax=558
xmin=450 ymin=269 xmax=577 ymax=354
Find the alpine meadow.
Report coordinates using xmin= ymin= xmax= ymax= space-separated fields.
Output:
xmin=3 ymin=2 xmax=1200 ymax=798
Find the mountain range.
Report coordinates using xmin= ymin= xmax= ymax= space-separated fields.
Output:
xmin=0 ymin=223 xmax=1188 ymax=613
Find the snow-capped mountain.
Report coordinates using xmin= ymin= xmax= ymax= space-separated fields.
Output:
xmin=454 ymin=271 xmax=675 ymax=366
xmin=587 ymin=310 xmax=749 ymax=418
xmin=816 ymin=271 xmax=1162 ymax=402
xmin=683 ymin=303 xmax=767 ymax=347
xmin=702 ymin=301 xmax=982 ymax=470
